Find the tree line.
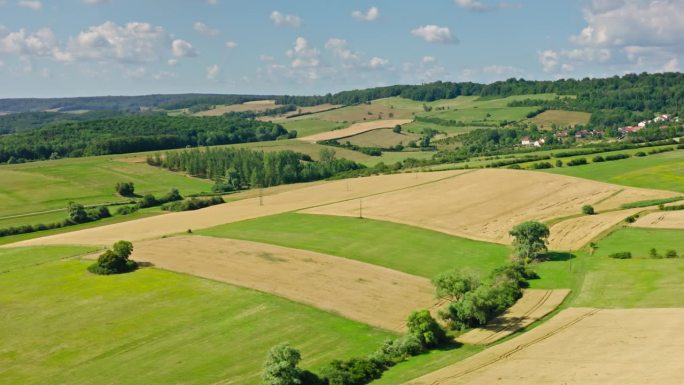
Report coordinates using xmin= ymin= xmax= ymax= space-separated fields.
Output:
xmin=0 ymin=115 xmax=291 ymax=163
xmin=147 ymin=147 xmax=363 ymax=191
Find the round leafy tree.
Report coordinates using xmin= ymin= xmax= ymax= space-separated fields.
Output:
xmin=88 ymin=240 xmax=137 ymax=275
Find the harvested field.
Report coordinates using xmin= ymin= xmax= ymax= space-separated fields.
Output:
xmin=548 ymin=208 xmax=642 ymax=250
xmin=345 ymin=128 xmax=420 ymax=148
xmin=529 ymin=109 xmax=591 ymax=128
xmin=302 ymin=169 xmax=672 ymax=249
xmin=194 ymin=100 xmax=278 ymax=116
xmin=299 ymin=119 xmax=413 ymax=142
xmin=6 ymin=170 xmax=465 ymax=247
xmin=127 ymin=236 xmax=438 ymax=332
xmin=632 ymin=210 xmax=684 ymax=229
xmin=407 ymin=308 xmax=684 ymax=385
xmin=456 ymin=289 xmax=569 ymax=345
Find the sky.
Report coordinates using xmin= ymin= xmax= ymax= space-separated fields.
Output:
xmin=0 ymin=0 xmax=682 ymax=98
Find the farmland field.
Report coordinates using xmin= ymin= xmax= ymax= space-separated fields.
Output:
xmin=528 ymin=109 xmax=591 ymax=128
xmin=128 ymin=235 xmax=438 ymax=332
xmin=545 ymin=150 xmax=684 ymax=193
xmin=279 ymin=118 xmax=348 ymax=137
xmin=344 ymin=128 xmax=421 ymax=148
xmin=198 ymin=213 xmax=511 ymax=278
xmin=633 ymin=210 xmax=684 ymax=229
xmin=0 ymin=246 xmax=392 ymax=385
xmin=299 ymin=119 xmax=413 ymax=142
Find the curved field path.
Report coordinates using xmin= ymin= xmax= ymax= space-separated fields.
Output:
xmin=127 ymin=236 xmax=440 ymax=332
xmin=406 ymin=308 xmax=684 ymax=385
xmin=298 ymin=119 xmax=412 ymax=142
xmin=456 ymin=289 xmax=570 ymax=345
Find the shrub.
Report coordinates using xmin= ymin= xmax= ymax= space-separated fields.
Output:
xmin=161 ymin=196 xmax=224 ymax=212
xmin=666 ymin=250 xmax=679 ymax=259
xmin=406 ymin=310 xmax=447 ymax=348
xmin=608 ymin=252 xmax=632 ymax=259
xmin=566 ymin=158 xmax=588 ymax=166
xmin=649 ymin=248 xmax=662 ymax=259
xmin=555 ymin=159 xmax=563 ymax=167
xmin=605 ymin=153 xmax=630 ymax=161
xmin=531 ymin=161 xmax=553 ymax=169
xmin=625 ymin=214 xmax=639 ymax=223
xmin=582 ymin=205 xmax=595 ymax=215
xmin=116 ymin=205 xmax=139 ymax=215
xmin=592 ymin=155 xmax=605 ymax=162
xmin=88 ymin=240 xmax=137 ymax=275
xmin=634 ymin=151 xmax=646 ymax=157
xmin=320 ymin=357 xmax=385 ymax=385
xmin=139 ymin=194 xmax=158 ymax=208
xmin=115 ymin=181 xmax=135 ymax=196
xmin=371 ymin=335 xmax=423 ymax=365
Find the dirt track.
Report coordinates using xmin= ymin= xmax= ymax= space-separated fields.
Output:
xmin=128 ymin=236 xmax=439 ymax=332
xmin=456 ymin=289 xmax=569 ymax=345
xmin=6 ymin=170 xmax=464 ymax=247
xmin=298 ymin=119 xmax=413 ymax=142
xmin=406 ymin=308 xmax=684 ymax=385
xmin=632 ymin=210 xmax=684 ymax=229
xmin=302 ymin=169 xmax=672 ymax=250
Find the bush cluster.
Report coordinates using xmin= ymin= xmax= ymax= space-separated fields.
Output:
xmin=582 ymin=205 xmax=595 ymax=215
xmin=115 ymin=181 xmax=135 ymax=196
xmin=87 ymin=240 xmax=138 ymax=275
xmin=161 ymin=196 xmax=224 ymax=212
xmin=608 ymin=252 xmax=632 ymax=259
xmin=566 ymin=158 xmax=588 ymax=166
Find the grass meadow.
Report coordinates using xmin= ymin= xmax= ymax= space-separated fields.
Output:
xmin=0 ymin=246 xmax=392 ymax=385
xmin=198 ymin=213 xmax=511 ymax=278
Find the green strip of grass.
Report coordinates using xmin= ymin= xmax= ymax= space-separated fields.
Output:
xmin=0 ymin=247 xmax=392 ymax=385
xmin=620 ymin=196 xmax=683 ymax=209
xmin=197 ymin=213 xmax=511 ymax=278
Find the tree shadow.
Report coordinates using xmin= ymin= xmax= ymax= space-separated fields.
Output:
xmin=544 ymin=252 xmax=576 ymax=262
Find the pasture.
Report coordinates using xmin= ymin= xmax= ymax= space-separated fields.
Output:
xmin=298 ymin=119 xmax=413 ymax=142
xmin=279 ymin=118 xmax=348 ymax=137
xmin=198 ymin=212 xmax=511 ymax=278
xmin=528 ymin=109 xmax=591 ymax=128
xmin=546 ymin=149 xmax=684 ymax=193
xmin=128 ymin=236 xmax=438 ymax=332
xmin=0 ymin=246 xmax=392 ymax=385
xmin=344 ymin=128 xmax=421 ymax=148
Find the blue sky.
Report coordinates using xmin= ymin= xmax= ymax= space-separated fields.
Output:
xmin=0 ymin=0 xmax=682 ymax=97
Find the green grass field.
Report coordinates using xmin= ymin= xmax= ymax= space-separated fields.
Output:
xmin=545 ymin=149 xmax=684 ymax=193
xmin=528 ymin=109 xmax=591 ymax=128
xmin=280 ymin=119 xmax=348 ymax=137
xmin=530 ymin=227 xmax=684 ymax=308
xmin=0 ymin=246 xmax=393 ymax=385
xmin=198 ymin=213 xmax=511 ymax=278
xmin=0 ymin=156 xmax=211 ymax=219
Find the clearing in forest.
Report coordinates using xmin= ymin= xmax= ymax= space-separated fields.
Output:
xmin=406 ymin=308 xmax=684 ymax=385
xmin=299 ymin=119 xmax=413 ymax=142
xmin=301 ymin=169 xmax=673 ymax=250
xmin=126 ymin=236 xmax=438 ymax=332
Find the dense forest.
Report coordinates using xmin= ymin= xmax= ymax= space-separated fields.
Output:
xmin=0 ymin=115 xmax=291 ymax=162
xmin=0 ymin=110 xmax=133 ymax=134
xmin=148 ymin=147 xmax=362 ymax=190
xmin=0 ymin=94 xmax=273 ymax=113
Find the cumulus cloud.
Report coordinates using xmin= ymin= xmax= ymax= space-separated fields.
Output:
xmin=411 ymin=25 xmax=457 ymax=44
xmin=270 ymin=11 xmax=302 ymax=28
xmin=171 ymin=39 xmax=196 ymax=58
xmin=540 ymin=0 xmax=684 ymax=74
xmin=538 ymin=50 xmax=559 ymax=72
xmin=206 ymin=64 xmax=220 ymax=80
xmin=368 ymin=56 xmax=388 ymax=69
xmin=225 ymin=41 xmax=237 ymax=49
xmin=18 ymin=0 xmax=41 ymax=10
xmin=0 ymin=27 xmax=58 ymax=56
xmin=352 ymin=6 xmax=379 ymax=21
xmin=193 ymin=21 xmax=219 ymax=36
xmin=325 ymin=38 xmax=359 ymax=63
xmin=422 ymin=56 xmax=436 ymax=63
xmin=286 ymin=37 xmax=319 ymax=69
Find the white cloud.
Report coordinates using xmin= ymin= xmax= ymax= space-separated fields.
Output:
xmin=325 ymin=38 xmax=359 ymax=63
xmin=225 ymin=41 xmax=237 ymax=49
xmin=193 ymin=21 xmax=219 ymax=37
xmin=422 ymin=56 xmax=436 ymax=63
xmin=539 ymin=0 xmax=684 ymax=74
xmin=18 ymin=0 xmax=41 ymax=10
xmin=206 ymin=64 xmax=220 ymax=80
xmin=538 ymin=50 xmax=559 ymax=72
xmin=455 ymin=0 xmax=491 ymax=12
xmin=286 ymin=37 xmax=319 ymax=69
xmin=352 ymin=6 xmax=379 ymax=21
xmin=368 ymin=56 xmax=388 ymax=69
xmin=171 ymin=39 xmax=197 ymax=58
xmin=0 ymin=27 xmax=58 ymax=56
xmin=411 ymin=25 xmax=457 ymax=44
xmin=206 ymin=0 xmax=218 ymax=4
xmin=270 ymin=11 xmax=302 ymax=28
xmin=82 ymin=0 xmax=110 ymax=4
